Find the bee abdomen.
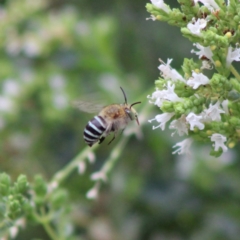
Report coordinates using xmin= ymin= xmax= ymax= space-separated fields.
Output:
xmin=83 ymin=116 xmax=106 ymax=146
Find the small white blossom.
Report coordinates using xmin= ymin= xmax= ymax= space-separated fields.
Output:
xmin=49 ymin=75 xmax=66 ymax=90
xmin=87 ymin=151 xmax=96 ymax=163
xmin=149 ymin=112 xmax=175 ymax=130
xmin=169 ymin=115 xmax=188 ymax=136
xmin=202 ymin=101 xmax=225 ymax=122
xmin=75 ymin=21 xmax=90 ymax=36
xmin=158 ymin=59 xmax=186 ymax=82
xmin=22 ymin=37 xmax=41 ymax=57
xmin=221 ymin=100 xmax=229 ymax=115
xmin=226 ymin=46 xmax=240 ymax=66
xmin=150 ymin=0 xmax=170 ymax=13
xmin=201 ymin=60 xmax=213 ymax=70
xmin=3 ymin=79 xmax=21 ymax=96
xmin=148 ymin=82 xmax=182 ymax=107
xmin=194 ymin=0 xmax=219 ymax=10
xmin=187 ymin=18 xmax=207 ymax=36
xmin=172 ymin=138 xmax=193 ymax=155
xmin=47 ymin=181 xmax=58 ymax=193
xmin=78 ymin=161 xmax=86 ymax=174
xmin=91 ymin=171 xmax=107 ymax=182
xmin=9 ymin=218 xmax=26 ymax=239
xmin=52 ymin=94 xmax=68 ymax=109
xmin=148 ymin=89 xmax=166 ymax=107
xmin=0 ymin=96 xmax=14 ymax=113
xmin=10 ymin=226 xmax=18 ymax=239
xmin=210 ymin=133 xmax=228 ymax=152
xmin=146 ymin=15 xmax=158 ymax=21
xmin=191 ymin=43 xmax=213 ymax=62
xmin=186 ymin=112 xmax=205 ymax=130
xmin=187 ymin=72 xmax=210 ymax=89
xmin=164 ymin=82 xmax=183 ymax=102
xmin=86 ymin=183 xmax=100 ymax=199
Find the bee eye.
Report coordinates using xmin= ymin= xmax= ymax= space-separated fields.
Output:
xmin=125 ymin=108 xmax=130 ymax=114
xmin=125 ymin=108 xmax=134 ymax=120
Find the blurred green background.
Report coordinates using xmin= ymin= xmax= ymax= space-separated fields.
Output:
xmin=1 ymin=0 xmax=240 ymax=239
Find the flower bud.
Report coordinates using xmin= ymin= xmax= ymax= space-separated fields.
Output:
xmin=228 ymin=141 xmax=236 ymax=148
xmin=0 ymin=173 xmax=11 ymax=196
xmin=161 ymin=101 xmax=174 ymax=112
xmin=16 ymin=175 xmax=28 ymax=193
xmin=8 ymin=199 xmax=21 ymax=219
xmin=33 ymin=175 xmax=47 ymax=197
xmin=50 ymin=189 xmax=68 ymax=209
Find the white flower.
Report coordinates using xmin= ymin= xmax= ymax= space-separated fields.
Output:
xmin=202 ymin=101 xmax=225 ymax=122
xmin=186 ymin=112 xmax=205 ymax=130
xmin=47 ymin=181 xmax=58 ymax=193
xmin=172 ymin=138 xmax=193 ymax=155
xmin=158 ymin=59 xmax=186 ymax=82
xmin=75 ymin=21 xmax=90 ymax=36
xmin=148 ymin=89 xmax=167 ymax=107
xmin=149 ymin=112 xmax=175 ymax=130
xmin=78 ymin=162 xmax=86 ymax=174
xmin=87 ymin=151 xmax=96 ymax=163
xmin=86 ymin=183 xmax=100 ymax=199
xmin=187 ymin=72 xmax=210 ymax=89
xmin=201 ymin=60 xmax=213 ymax=70
xmin=3 ymin=79 xmax=21 ymax=96
xmin=210 ymin=133 xmax=228 ymax=152
xmin=148 ymin=82 xmax=182 ymax=107
xmin=52 ymin=94 xmax=68 ymax=109
xmin=187 ymin=18 xmax=207 ymax=36
xmin=194 ymin=0 xmax=220 ymax=10
xmin=9 ymin=218 xmax=26 ymax=239
xmin=169 ymin=115 xmax=188 ymax=136
xmin=164 ymin=82 xmax=183 ymax=102
xmin=0 ymin=96 xmax=14 ymax=113
xmin=22 ymin=36 xmax=41 ymax=57
xmin=150 ymin=0 xmax=170 ymax=13
xmin=226 ymin=46 xmax=240 ymax=66
xmin=191 ymin=43 xmax=213 ymax=62
xmin=91 ymin=171 xmax=107 ymax=182
xmin=146 ymin=15 xmax=158 ymax=21
xmin=221 ymin=100 xmax=229 ymax=115
xmin=49 ymin=75 xmax=66 ymax=90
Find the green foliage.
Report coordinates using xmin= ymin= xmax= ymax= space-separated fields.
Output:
xmin=1 ymin=0 xmax=240 ymax=239
xmin=147 ymin=0 xmax=240 ymax=156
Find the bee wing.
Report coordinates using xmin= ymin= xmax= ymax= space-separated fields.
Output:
xmin=72 ymin=100 xmax=105 ymax=114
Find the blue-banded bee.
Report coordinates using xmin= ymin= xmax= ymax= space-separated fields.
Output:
xmin=77 ymin=87 xmax=141 ymax=147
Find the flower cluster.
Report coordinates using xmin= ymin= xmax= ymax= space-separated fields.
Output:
xmin=146 ymin=0 xmax=240 ymax=157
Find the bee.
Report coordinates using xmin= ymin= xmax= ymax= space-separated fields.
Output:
xmin=78 ymin=87 xmax=141 ymax=147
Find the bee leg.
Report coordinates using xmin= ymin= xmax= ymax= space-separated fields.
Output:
xmin=107 ymin=135 xmax=115 ymax=145
xmin=108 ymin=131 xmax=118 ymax=145
xmin=99 ymin=136 xmax=105 ymax=144
xmin=120 ymin=128 xmax=125 ymax=135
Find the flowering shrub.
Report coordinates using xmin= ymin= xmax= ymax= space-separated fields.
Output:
xmin=147 ymin=0 xmax=240 ymax=156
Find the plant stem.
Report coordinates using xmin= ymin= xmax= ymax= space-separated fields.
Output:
xmin=230 ymin=65 xmax=240 ymax=82
xmin=51 ymin=144 xmax=98 ymax=185
xmin=33 ymin=209 xmax=60 ymax=240
xmin=42 ymin=221 xmax=60 ymax=240
xmin=102 ymin=137 xmax=129 ymax=176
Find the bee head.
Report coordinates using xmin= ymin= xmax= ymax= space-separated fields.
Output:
xmin=128 ymin=102 xmax=141 ymax=124
xmin=120 ymin=87 xmax=141 ymax=124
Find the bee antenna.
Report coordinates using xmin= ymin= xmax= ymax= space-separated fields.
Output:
xmin=130 ymin=101 xmax=141 ymax=109
xmin=120 ymin=87 xmax=128 ymax=104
